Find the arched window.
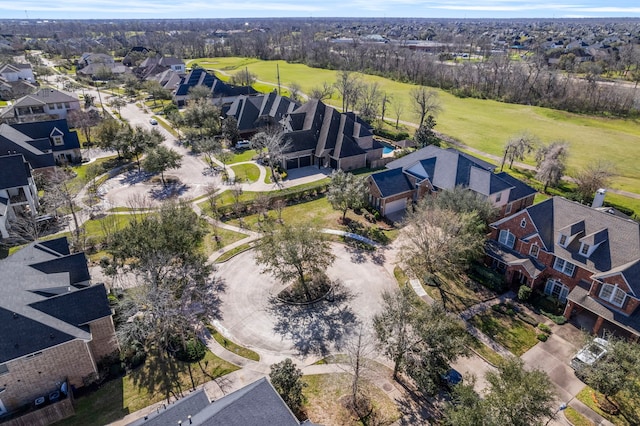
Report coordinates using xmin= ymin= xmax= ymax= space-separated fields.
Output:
xmin=599 ymin=284 xmax=627 ymax=308
xmin=544 ymin=279 xmax=569 ymax=303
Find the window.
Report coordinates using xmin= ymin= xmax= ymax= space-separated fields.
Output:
xmin=64 ymin=102 xmax=70 ymax=109
xmin=553 ymin=258 xmax=576 ymax=276
xmin=580 ymin=243 xmax=590 ymax=256
xmin=545 ymin=279 xmax=569 ymax=303
xmin=495 ymin=193 xmax=502 ymax=203
xmin=498 ymin=229 xmax=515 ymax=248
xmin=56 ymin=103 xmax=63 ymax=109
xmin=599 ymin=284 xmax=627 ymax=308
xmin=520 ymin=218 xmax=527 ymax=228
xmin=505 ymin=203 xmax=512 ymax=214
xmin=558 ymin=234 xmax=567 ymax=246
xmin=529 ymin=244 xmax=539 ymax=258
xmin=52 ymin=135 xmax=64 ymax=146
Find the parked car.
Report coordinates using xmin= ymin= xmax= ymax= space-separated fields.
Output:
xmin=235 ymin=140 xmax=251 ymax=149
xmin=570 ymin=337 xmax=608 ymax=371
xmin=149 ymin=118 xmax=158 ymax=125
xmin=441 ymin=368 xmax=463 ymax=391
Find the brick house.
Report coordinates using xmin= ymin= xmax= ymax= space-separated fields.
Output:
xmin=486 ymin=196 xmax=640 ymax=338
xmin=225 ymin=92 xmax=299 ymax=138
xmin=0 ymin=237 xmax=118 ymax=418
xmin=367 ymin=146 xmax=536 ymax=218
xmin=279 ymin=99 xmax=383 ymax=171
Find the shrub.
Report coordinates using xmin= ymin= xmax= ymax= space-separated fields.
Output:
xmin=517 ymin=312 xmax=539 ymax=327
xmin=538 ymin=323 xmax=552 ymax=334
xmin=541 ymin=310 xmax=567 ymax=325
xmin=174 ymin=338 xmax=207 ymax=362
xmin=518 ymin=285 xmax=532 ymax=302
xmin=536 ymin=333 xmax=548 ymax=342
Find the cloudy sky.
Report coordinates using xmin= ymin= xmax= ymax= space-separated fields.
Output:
xmin=3 ymin=0 xmax=640 ymax=19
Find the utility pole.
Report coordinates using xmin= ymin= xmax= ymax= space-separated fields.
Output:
xmin=277 ymin=63 xmax=281 ymax=96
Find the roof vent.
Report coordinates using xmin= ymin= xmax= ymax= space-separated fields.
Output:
xmin=12 ymin=312 xmax=18 ymax=319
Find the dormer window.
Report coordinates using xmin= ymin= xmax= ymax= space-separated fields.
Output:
xmin=52 ymin=135 xmax=64 ymax=146
xmin=498 ymin=229 xmax=515 ymax=249
xmin=558 ymin=234 xmax=567 ymax=247
xmin=580 ymin=243 xmax=590 ymax=256
xmin=529 ymin=244 xmax=539 ymax=258
xmin=599 ymin=284 xmax=627 ymax=308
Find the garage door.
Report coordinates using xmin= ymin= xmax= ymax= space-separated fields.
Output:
xmin=299 ymin=156 xmax=312 ymax=167
xmin=286 ymin=158 xmax=299 ymax=169
xmin=384 ymin=198 xmax=407 ymax=215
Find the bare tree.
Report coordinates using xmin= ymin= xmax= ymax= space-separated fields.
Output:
xmin=309 ymin=81 xmax=334 ymax=101
xmin=288 ymin=82 xmax=303 ymax=103
xmin=573 ymin=160 xmax=616 ymax=203
xmin=393 ymin=101 xmax=403 ymax=129
xmin=500 ymin=133 xmax=538 ymax=171
xmin=410 ymin=87 xmax=442 ymax=127
xmin=342 ymin=325 xmax=376 ymax=420
xmin=251 ymin=130 xmax=291 ymax=185
xmin=357 ymin=82 xmax=382 ymax=123
xmin=334 ymin=70 xmax=362 ymax=113
xmin=380 ymin=91 xmax=391 ymax=124
xmin=535 ymin=142 xmax=569 ymax=193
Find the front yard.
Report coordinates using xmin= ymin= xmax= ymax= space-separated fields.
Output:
xmin=576 ymin=385 xmax=640 ymax=426
xmin=468 ymin=306 xmax=539 ymax=356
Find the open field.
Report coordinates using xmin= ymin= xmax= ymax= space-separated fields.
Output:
xmin=188 ymin=57 xmax=640 ymax=198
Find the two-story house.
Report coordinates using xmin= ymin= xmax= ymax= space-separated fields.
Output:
xmin=367 ymin=146 xmax=536 ymax=218
xmin=0 ymin=63 xmax=36 ymax=101
xmin=0 ymin=89 xmax=81 ymax=124
xmin=279 ymin=99 xmax=383 ymax=171
xmin=487 ymin=196 xmax=640 ymax=338
xmin=0 ymin=118 xmax=82 ymax=169
xmin=225 ymin=92 xmax=299 ymax=138
xmin=0 ymin=237 xmax=118 ymax=422
xmin=0 ymin=154 xmax=39 ymax=238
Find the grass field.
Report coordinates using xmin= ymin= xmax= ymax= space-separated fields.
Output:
xmin=188 ymin=57 xmax=640 ymax=197
xmin=468 ymin=310 xmax=539 ymax=356
xmin=230 ymin=163 xmax=261 ymax=183
xmin=205 ymin=323 xmax=260 ymax=361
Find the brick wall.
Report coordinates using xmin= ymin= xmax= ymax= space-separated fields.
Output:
xmin=338 ymin=154 xmax=367 ymax=171
xmin=88 ymin=316 xmax=119 ymax=361
xmin=0 ymin=340 xmax=97 ymax=411
xmin=3 ymin=397 xmax=74 ymax=426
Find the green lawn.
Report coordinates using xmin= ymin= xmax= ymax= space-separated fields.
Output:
xmin=421 ymin=273 xmax=496 ymax=313
xmin=230 ymin=163 xmax=261 ymax=183
xmin=468 ymin=310 xmax=539 ymax=356
xmin=228 ymin=149 xmax=258 ymax=163
xmin=189 ymin=57 xmax=640 ymax=197
xmin=214 ymin=242 xmax=254 ymax=263
xmin=55 ymin=350 xmax=238 ymax=426
xmin=564 ymin=406 xmax=594 ymax=426
xmin=67 ymin=155 xmax=122 ymax=195
xmin=468 ymin=335 xmax=504 ymax=366
xmin=205 ymin=324 xmax=260 ymax=361
xmin=201 ymin=223 xmax=248 ymax=256
xmin=576 ymin=385 xmax=640 ymax=426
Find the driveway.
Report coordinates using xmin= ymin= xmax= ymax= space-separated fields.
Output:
xmin=521 ymin=331 xmax=584 ymax=403
xmin=215 ymin=243 xmax=397 ymax=364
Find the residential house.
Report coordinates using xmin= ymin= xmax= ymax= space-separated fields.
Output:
xmin=0 ymin=237 xmax=118 ymax=418
xmin=279 ymin=99 xmax=383 ymax=171
xmin=127 ymin=378 xmax=306 ymax=426
xmin=0 ymin=118 xmax=82 ymax=168
xmin=367 ymin=145 xmax=536 ymax=218
xmin=173 ymin=68 xmax=257 ymax=107
xmin=0 ymin=63 xmax=37 ymax=101
xmin=76 ymin=53 xmax=129 ymax=80
xmin=225 ymin=92 xmax=299 ymax=137
xmin=0 ymin=63 xmax=35 ymax=83
xmin=486 ymin=196 xmax=640 ymax=338
xmin=0 ymin=88 xmax=80 ymax=124
xmin=136 ymin=55 xmax=186 ymax=80
xmin=0 ymin=154 xmax=38 ymax=238
xmin=77 ymin=53 xmax=115 ymax=69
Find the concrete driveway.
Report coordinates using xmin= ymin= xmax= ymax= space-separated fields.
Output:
xmin=215 ymin=243 xmax=397 ymax=364
xmin=521 ymin=331 xmax=584 ymax=403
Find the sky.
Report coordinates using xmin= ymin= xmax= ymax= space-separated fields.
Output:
xmin=2 ymin=0 xmax=640 ymax=20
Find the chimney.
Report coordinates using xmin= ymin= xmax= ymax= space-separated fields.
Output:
xmin=592 ymin=188 xmax=606 ymax=209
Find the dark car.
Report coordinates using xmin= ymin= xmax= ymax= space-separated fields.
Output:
xmin=441 ymin=368 xmax=463 ymax=391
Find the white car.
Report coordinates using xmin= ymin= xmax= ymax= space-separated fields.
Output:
xmin=570 ymin=337 xmax=608 ymax=371
xmin=235 ymin=140 xmax=251 ymax=149
xmin=149 ymin=118 xmax=158 ymax=125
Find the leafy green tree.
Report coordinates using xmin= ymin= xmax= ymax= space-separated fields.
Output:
xmin=143 ymin=145 xmax=182 ymax=186
xmin=374 ymin=285 xmax=469 ymax=394
xmin=144 ymin=80 xmax=171 ymax=106
xmin=125 ymin=125 xmax=164 ymax=172
xmin=582 ymin=336 xmax=640 ymax=407
xmin=327 ymin=169 xmax=368 ymax=221
xmin=230 ymin=68 xmax=257 ymax=87
xmin=413 ymin=115 xmax=439 ymax=148
xmin=445 ymin=358 xmax=556 ymax=426
xmin=254 ymin=224 xmax=335 ymax=302
xmin=67 ymin=109 xmax=101 ymax=147
xmin=269 ymin=358 xmax=306 ymax=413
xmin=95 ymin=119 xmax=130 ymax=157
xmin=181 ymin=99 xmax=221 ymax=143
xmin=400 ymin=199 xmax=485 ymax=287
xmin=193 ymin=137 xmax=222 ymax=167
xmin=425 ymin=186 xmax=497 ymax=225
xmin=221 ymin=116 xmax=240 ymax=145
xmin=187 ymin=85 xmax=212 ymax=102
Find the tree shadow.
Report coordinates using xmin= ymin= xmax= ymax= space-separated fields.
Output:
xmin=148 ymin=182 xmax=190 ymax=200
xmin=119 ymin=170 xmax=154 ymax=185
xmin=342 ymin=240 xmax=387 ymax=266
xmin=392 ymin=376 xmax=440 ymax=425
xmin=267 ymin=281 xmax=358 ymax=357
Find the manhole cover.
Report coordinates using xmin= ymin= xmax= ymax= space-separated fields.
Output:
xmin=383 ymin=383 xmax=393 ymax=392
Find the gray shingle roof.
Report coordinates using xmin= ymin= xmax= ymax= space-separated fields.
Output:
xmin=370 ymin=167 xmax=415 ymax=198
xmin=0 ymin=123 xmax=55 ymax=169
xmin=127 ymin=389 xmax=210 ymax=426
xmin=10 ymin=119 xmax=81 ymax=152
xmin=0 ymin=237 xmax=111 ymax=363
xmin=0 ymin=153 xmax=30 ymax=189
xmin=495 ymin=171 xmax=537 ymax=202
